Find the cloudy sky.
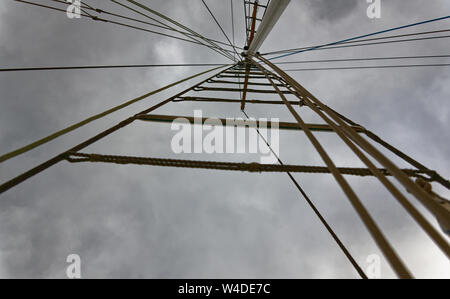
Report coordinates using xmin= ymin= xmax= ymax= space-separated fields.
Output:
xmin=0 ymin=0 xmax=449 ymax=278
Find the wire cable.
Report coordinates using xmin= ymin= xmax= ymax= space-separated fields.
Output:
xmin=125 ymin=0 xmax=236 ymax=61
xmin=275 ymin=55 xmax=450 ymax=65
xmin=48 ymin=0 xmax=241 ymax=51
xmin=263 ymin=29 xmax=450 ymax=56
xmin=265 ymin=35 xmax=450 ymax=56
xmin=109 ymin=0 xmax=236 ymax=60
xmin=14 ymin=0 xmax=234 ymax=55
xmin=0 ymin=65 xmax=229 ymax=164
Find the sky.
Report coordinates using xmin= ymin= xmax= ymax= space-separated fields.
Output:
xmin=0 ymin=0 xmax=449 ymax=278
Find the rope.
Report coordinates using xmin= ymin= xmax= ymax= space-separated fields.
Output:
xmin=0 ymin=64 xmax=236 ymax=193
xmin=269 ymin=35 xmax=450 ymax=55
xmin=252 ymin=58 xmax=414 ymax=278
xmin=0 ymin=63 xmax=230 ymax=73
xmin=195 ymin=86 xmax=293 ymax=94
xmin=124 ymin=0 xmax=236 ymax=61
xmin=110 ymin=0 xmax=237 ymax=61
xmin=0 ymin=65 xmax=228 ymax=163
xmin=266 ymin=56 xmax=450 ymax=190
xmin=269 ymin=15 xmax=450 ymax=60
xmin=243 ymin=0 xmax=250 ymax=43
xmin=247 ymin=0 xmax=259 ymax=46
xmin=48 ymin=0 xmax=240 ymax=51
xmin=364 ymin=131 xmax=450 ymax=190
xmin=173 ymin=96 xmax=305 ymax=106
xmin=207 ymin=79 xmax=285 ymax=86
xmin=14 ymin=0 xmax=233 ymax=55
xmin=231 ymin=0 xmax=236 ymax=61
xmin=97 ymin=0 xmax=248 ymax=54
xmin=256 ymin=56 xmax=450 ymax=266
xmin=241 ymin=110 xmax=368 ymax=279
xmin=276 ymin=55 xmax=450 ymax=65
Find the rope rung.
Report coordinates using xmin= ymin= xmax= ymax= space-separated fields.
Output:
xmin=65 ymin=153 xmax=434 ymax=179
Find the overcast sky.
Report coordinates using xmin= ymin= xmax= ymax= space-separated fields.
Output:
xmin=0 ymin=0 xmax=449 ymax=278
